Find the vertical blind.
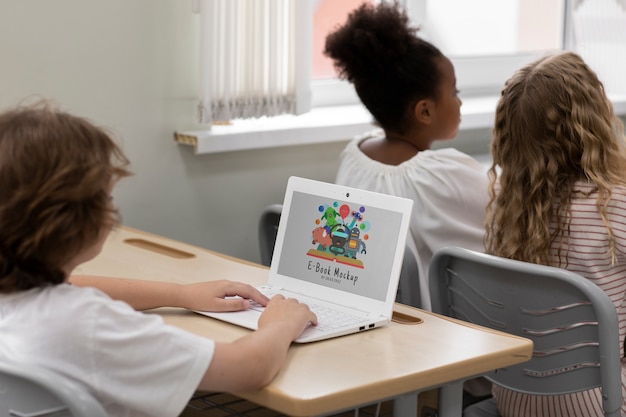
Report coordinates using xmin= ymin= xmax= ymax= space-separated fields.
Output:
xmin=198 ymin=0 xmax=311 ymax=125
xmin=572 ymin=0 xmax=626 ymax=94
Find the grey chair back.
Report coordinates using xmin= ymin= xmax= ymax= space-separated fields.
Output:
xmin=395 ymin=245 xmax=421 ymax=308
xmin=429 ymin=246 xmax=622 ymax=417
xmin=258 ymin=203 xmax=283 ymax=267
xmin=0 ymin=361 xmax=108 ymax=417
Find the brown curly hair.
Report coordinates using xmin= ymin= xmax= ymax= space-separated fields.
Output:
xmin=323 ymin=1 xmax=443 ymax=136
xmin=485 ymin=52 xmax=626 ymax=266
xmin=0 ymin=101 xmax=131 ymax=292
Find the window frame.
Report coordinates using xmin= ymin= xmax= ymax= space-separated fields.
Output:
xmin=311 ymin=0 xmax=572 ymax=107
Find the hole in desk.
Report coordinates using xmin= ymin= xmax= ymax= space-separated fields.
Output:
xmin=391 ymin=311 xmax=423 ymax=325
xmin=123 ymin=239 xmax=196 ymax=259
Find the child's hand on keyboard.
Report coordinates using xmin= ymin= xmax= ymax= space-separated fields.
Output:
xmin=179 ymin=280 xmax=270 ymax=312
xmin=258 ymin=295 xmax=318 ymax=340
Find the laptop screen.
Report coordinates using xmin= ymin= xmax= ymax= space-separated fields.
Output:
xmin=276 ymin=190 xmax=404 ymax=302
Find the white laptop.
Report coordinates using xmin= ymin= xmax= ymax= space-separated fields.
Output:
xmin=196 ymin=176 xmax=413 ymax=343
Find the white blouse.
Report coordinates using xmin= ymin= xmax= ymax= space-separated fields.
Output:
xmin=335 ymin=131 xmax=490 ymax=310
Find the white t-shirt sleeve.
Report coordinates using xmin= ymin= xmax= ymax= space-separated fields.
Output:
xmin=76 ymin=291 xmax=215 ymax=417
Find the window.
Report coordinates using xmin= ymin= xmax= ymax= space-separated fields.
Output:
xmin=416 ymin=0 xmax=563 ymax=57
xmin=311 ymin=0 xmax=567 ymax=107
xmin=571 ymin=0 xmax=626 ymax=94
xmin=412 ymin=0 xmax=565 ymax=96
xmin=312 ymin=0 xmax=374 ymax=80
xmin=176 ymin=0 xmax=626 ymax=154
xmin=310 ymin=0 xmax=371 ymax=107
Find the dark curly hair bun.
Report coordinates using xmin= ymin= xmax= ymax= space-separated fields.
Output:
xmin=324 ymin=1 xmax=443 ymax=134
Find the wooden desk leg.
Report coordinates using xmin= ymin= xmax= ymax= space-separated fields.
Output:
xmin=438 ymin=381 xmax=464 ymax=417
xmin=393 ymin=392 xmax=418 ymax=417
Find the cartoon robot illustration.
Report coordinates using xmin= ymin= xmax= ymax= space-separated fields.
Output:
xmin=344 ymin=227 xmax=367 ymax=259
xmin=307 ymin=202 xmax=369 ymax=268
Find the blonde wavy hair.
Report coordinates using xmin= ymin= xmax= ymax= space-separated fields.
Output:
xmin=485 ymin=51 xmax=626 ymax=266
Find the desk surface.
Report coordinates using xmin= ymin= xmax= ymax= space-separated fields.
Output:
xmin=74 ymin=226 xmax=533 ymax=417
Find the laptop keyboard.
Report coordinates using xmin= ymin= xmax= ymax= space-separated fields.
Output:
xmin=251 ymin=289 xmax=367 ymax=332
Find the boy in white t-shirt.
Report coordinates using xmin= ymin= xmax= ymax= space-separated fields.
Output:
xmin=0 ymin=102 xmax=317 ymax=417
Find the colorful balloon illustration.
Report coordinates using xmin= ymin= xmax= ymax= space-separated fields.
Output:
xmin=339 ymin=204 xmax=350 ymax=219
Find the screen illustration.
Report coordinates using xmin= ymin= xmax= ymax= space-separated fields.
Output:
xmin=308 ymin=202 xmax=370 ymax=269
xmin=277 ymin=191 xmax=402 ymax=301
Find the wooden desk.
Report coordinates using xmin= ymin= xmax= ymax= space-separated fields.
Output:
xmin=74 ymin=226 xmax=533 ymax=417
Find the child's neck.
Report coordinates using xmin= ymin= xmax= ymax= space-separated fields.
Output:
xmin=358 ymin=134 xmax=427 ymax=165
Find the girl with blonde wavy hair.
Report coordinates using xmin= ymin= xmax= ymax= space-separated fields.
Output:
xmin=484 ymin=51 xmax=626 ymax=417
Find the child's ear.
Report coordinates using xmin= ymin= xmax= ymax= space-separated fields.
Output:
xmin=413 ymin=99 xmax=434 ymax=125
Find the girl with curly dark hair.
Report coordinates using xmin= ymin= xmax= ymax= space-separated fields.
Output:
xmin=326 ymin=1 xmax=488 ymax=311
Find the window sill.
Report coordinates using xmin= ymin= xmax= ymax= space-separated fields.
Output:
xmin=175 ymin=94 xmax=626 ymax=155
